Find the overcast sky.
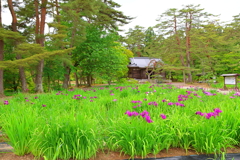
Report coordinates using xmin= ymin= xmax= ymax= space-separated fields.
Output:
xmin=2 ymin=0 xmax=240 ymax=33
xmin=114 ymin=0 xmax=240 ymax=33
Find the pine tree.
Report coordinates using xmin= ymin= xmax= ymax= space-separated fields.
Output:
xmin=0 ymin=0 xmax=4 ymax=97
xmin=179 ymin=4 xmax=217 ymax=82
xmin=7 ymin=0 xmax=30 ymax=92
xmin=34 ymin=0 xmax=48 ymax=93
xmin=95 ymin=0 xmax=133 ymax=31
xmin=123 ymin=25 xmax=146 ymax=57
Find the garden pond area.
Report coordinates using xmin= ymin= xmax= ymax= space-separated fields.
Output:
xmin=0 ymin=83 xmax=240 ymax=160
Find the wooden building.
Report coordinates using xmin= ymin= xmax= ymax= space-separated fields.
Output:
xmin=127 ymin=57 xmax=164 ymax=79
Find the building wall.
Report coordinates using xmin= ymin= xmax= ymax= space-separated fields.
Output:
xmin=128 ymin=67 xmax=149 ymax=79
xmin=128 ymin=67 xmax=166 ymax=80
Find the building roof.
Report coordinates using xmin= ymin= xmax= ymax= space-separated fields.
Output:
xmin=128 ymin=57 xmax=162 ymax=68
xmin=221 ymin=74 xmax=239 ymax=77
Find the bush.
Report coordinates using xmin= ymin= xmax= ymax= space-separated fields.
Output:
xmin=116 ymin=78 xmax=138 ymax=84
xmin=128 ymin=78 xmax=139 ymax=84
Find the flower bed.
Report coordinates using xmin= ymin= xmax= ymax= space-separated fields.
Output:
xmin=0 ymin=84 xmax=240 ymax=160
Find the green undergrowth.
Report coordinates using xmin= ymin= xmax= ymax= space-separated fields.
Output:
xmin=0 ymin=84 xmax=240 ymax=159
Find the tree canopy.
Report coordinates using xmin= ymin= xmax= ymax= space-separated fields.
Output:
xmin=0 ymin=1 xmax=240 ymax=95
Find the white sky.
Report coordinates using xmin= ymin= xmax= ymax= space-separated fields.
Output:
xmin=2 ymin=0 xmax=240 ymax=33
xmin=114 ymin=0 xmax=240 ymax=33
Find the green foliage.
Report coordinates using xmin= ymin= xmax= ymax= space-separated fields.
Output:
xmin=128 ymin=78 xmax=139 ymax=84
xmin=92 ymin=0 xmax=133 ymax=30
xmin=144 ymin=81 xmax=150 ymax=84
xmin=123 ymin=25 xmax=150 ymax=57
xmin=116 ymin=78 xmax=128 ymax=84
xmin=0 ymin=48 xmax=74 ymax=69
xmin=30 ymin=114 xmax=100 ymax=160
xmin=116 ymin=78 xmax=138 ymax=84
xmin=1 ymin=84 xmax=240 ymax=159
xmin=3 ymin=69 xmax=19 ymax=92
xmin=15 ymin=43 xmax=44 ymax=57
xmin=1 ymin=105 xmax=39 ymax=155
xmin=72 ymin=26 xmax=129 ymax=86
xmin=107 ymin=118 xmax=172 ymax=157
xmin=43 ymin=56 xmax=67 ymax=91
xmin=0 ymin=28 xmax=25 ymax=41
xmin=45 ymin=22 xmax=70 ymax=50
xmin=2 ymin=0 xmax=240 ymax=94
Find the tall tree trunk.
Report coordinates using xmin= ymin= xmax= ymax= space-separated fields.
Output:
xmin=186 ymin=35 xmax=192 ymax=82
xmin=8 ymin=0 xmax=28 ymax=92
xmin=75 ymin=72 xmax=79 ymax=87
xmin=18 ymin=64 xmax=28 ymax=92
xmin=80 ymin=76 xmax=86 ymax=85
xmin=47 ymin=74 xmax=51 ymax=92
xmin=173 ymin=15 xmax=185 ymax=67
xmin=0 ymin=0 xmax=4 ymax=97
xmin=35 ymin=0 xmax=47 ymax=93
xmin=185 ymin=13 xmax=192 ymax=83
xmin=35 ymin=0 xmax=40 ymax=44
xmin=0 ymin=41 xmax=3 ymax=97
xmin=55 ymin=0 xmax=60 ymax=23
xmin=87 ymin=75 xmax=92 ymax=87
xmin=7 ymin=0 xmax=17 ymax=29
xmin=173 ymin=15 xmax=186 ymax=83
xmin=63 ymin=29 xmax=76 ymax=89
xmin=35 ymin=59 xmax=44 ymax=92
xmin=137 ymin=44 xmax=141 ymax=57
xmin=62 ymin=64 xmax=70 ymax=89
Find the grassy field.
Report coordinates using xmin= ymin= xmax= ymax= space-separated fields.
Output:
xmin=0 ymin=83 xmax=240 ymax=160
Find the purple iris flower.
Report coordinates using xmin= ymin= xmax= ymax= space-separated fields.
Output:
xmin=213 ymin=108 xmax=222 ymax=113
xmin=131 ymin=100 xmax=142 ymax=104
xmin=132 ymin=111 xmax=139 ymax=116
xmin=3 ymin=100 xmax=9 ymax=105
xmin=233 ymin=93 xmax=240 ymax=96
xmin=205 ymin=113 xmax=213 ymax=119
xmin=160 ymin=114 xmax=166 ymax=119
xmin=179 ymin=103 xmax=185 ymax=107
xmin=140 ymin=110 xmax=149 ymax=118
xmin=148 ymin=101 xmax=158 ymax=106
xmin=145 ymin=115 xmax=153 ymax=123
xmin=195 ymin=111 xmax=202 ymax=115
xmin=175 ymin=102 xmax=181 ymax=106
xmin=125 ymin=110 xmax=139 ymax=117
xmin=196 ymin=108 xmax=222 ymax=119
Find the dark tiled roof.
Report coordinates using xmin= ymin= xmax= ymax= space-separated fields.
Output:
xmin=128 ymin=57 xmax=162 ymax=68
